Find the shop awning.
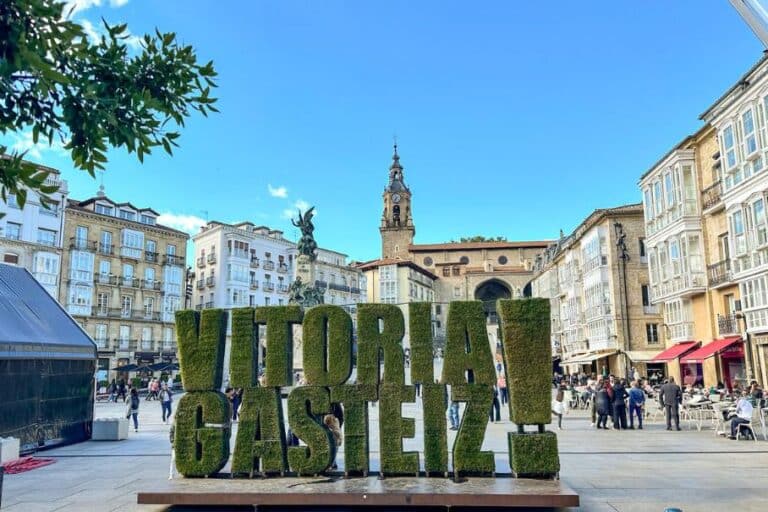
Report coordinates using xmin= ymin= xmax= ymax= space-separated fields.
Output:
xmin=112 ymin=364 xmax=139 ymax=371
xmin=624 ymin=351 xmax=661 ymax=363
xmin=680 ymin=337 xmax=742 ymax=364
xmin=651 ymin=341 xmax=699 ymax=362
xmin=561 ymin=351 xmax=616 ymax=365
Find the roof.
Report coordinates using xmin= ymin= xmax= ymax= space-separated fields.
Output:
xmin=409 ymin=240 xmax=552 ymax=252
xmin=700 ymin=54 xmax=768 ymax=121
xmin=638 ymin=124 xmax=716 ymax=183
xmin=355 ymin=258 xmax=438 ymax=280
xmin=75 ymin=196 xmax=160 ymax=216
xmin=680 ymin=337 xmax=742 ymax=364
xmin=66 ymin=198 xmax=189 ymax=238
xmin=651 ymin=341 xmax=700 ymax=362
xmin=0 ymin=264 xmax=96 ymax=360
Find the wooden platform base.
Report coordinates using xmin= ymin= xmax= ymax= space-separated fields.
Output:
xmin=137 ymin=476 xmax=579 ymax=508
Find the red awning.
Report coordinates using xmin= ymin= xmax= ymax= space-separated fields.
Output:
xmin=651 ymin=341 xmax=699 ymax=362
xmin=680 ymin=337 xmax=742 ymax=364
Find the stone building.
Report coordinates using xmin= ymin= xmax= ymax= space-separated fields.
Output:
xmin=60 ymin=191 xmax=189 ymax=380
xmin=361 ymin=145 xmax=550 ymax=346
xmin=0 ymin=161 xmax=68 ymax=297
xmin=530 ymin=204 xmax=664 ymax=379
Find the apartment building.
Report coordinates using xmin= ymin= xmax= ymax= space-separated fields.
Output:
xmin=61 ymin=192 xmax=189 ymax=379
xmin=530 ymin=204 xmax=664 ymax=379
xmin=0 ymin=162 xmax=68 ymax=297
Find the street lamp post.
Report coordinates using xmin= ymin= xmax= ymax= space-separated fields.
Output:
xmin=735 ymin=312 xmax=755 ymax=382
xmin=730 ymin=0 xmax=768 ymax=48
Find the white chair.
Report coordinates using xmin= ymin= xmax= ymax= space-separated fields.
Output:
xmin=736 ymin=408 xmax=764 ymax=442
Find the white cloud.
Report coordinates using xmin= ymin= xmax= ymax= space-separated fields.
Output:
xmin=268 ymin=184 xmax=288 ymax=198
xmin=9 ymin=131 xmax=68 ymax=161
xmin=110 ymin=0 xmax=130 ymax=6
xmin=281 ymin=199 xmax=312 ymax=220
xmin=64 ymin=0 xmax=129 ymax=16
xmin=157 ymin=212 xmax=207 ymax=234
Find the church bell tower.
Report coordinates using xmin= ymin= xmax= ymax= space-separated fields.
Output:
xmin=380 ymin=143 xmax=415 ymax=259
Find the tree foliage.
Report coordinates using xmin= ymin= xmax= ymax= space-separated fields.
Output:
xmin=0 ymin=0 xmax=218 ymax=208
xmin=449 ymin=235 xmax=508 ymax=243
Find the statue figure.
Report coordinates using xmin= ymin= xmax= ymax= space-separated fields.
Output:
xmin=288 ymin=276 xmax=324 ymax=308
xmin=291 ymin=207 xmax=318 ymax=262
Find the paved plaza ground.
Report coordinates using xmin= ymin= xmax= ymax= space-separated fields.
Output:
xmin=3 ymin=393 xmax=768 ymax=512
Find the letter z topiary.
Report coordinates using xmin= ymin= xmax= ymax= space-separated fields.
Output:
xmin=441 ymin=301 xmax=495 ymax=386
xmin=255 ymin=306 xmax=303 ymax=387
xmin=287 ymin=386 xmax=335 ymax=475
xmin=452 ymin=385 xmax=495 ymax=477
xmin=231 ymin=387 xmax=288 ymax=476
xmin=175 ymin=309 xmax=228 ymax=391
xmin=174 ymin=391 xmax=231 ymax=477
xmin=302 ymin=305 xmax=353 ymax=386
xmin=356 ymin=304 xmax=405 ymax=385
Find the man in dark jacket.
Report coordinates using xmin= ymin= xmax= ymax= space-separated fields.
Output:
xmin=659 ymin=376 xmax=682 ymax=430
xmin=611 ymin=379 xmax=629 ymax=429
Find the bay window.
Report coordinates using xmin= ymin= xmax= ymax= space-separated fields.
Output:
xmin=723 ymin=124 xmax=737 ymax=170
xmin=743 ymin=109 xmax=758 ymax=156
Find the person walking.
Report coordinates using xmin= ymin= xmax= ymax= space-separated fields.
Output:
xmin=117 ymin=379 xmax=127 ymax=403
xmin=107 ymin=379 xmax=117 ymax=402
xmin=497 ymin=373 xmax=508 ymax=405
xmin=126 ymin=388 xmax=140 ymax=432
xmin=628 ymin=380 xmax=645 ymax=429
xmin=552 ymin=383 xmax=566 ymax=430
xmin=323 ymin=414 xmax=343 ymax=470
xmin=448 ymin=385 xmax=460 ymax=430
xmin=612 ymin=379 xmax=629 ymax=430
xmin=595 ymin=381 xmax=610 ymax=429
xmin=489 ymin=386 xmax=501 ymax=422
xmin=159 ymin=382 xmax=173 ymax=423
xmin=659 ymin=376 xmax=682 ymax=431
xmin=232 ymin=388 xmax=242 ymax=421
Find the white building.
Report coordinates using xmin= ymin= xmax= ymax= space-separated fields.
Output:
xmin=0 ymin=162 xmax=68 ymax=297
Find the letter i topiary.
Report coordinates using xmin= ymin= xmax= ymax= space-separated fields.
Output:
xmin=356 ymin=304 xmax=405 ymax=385
xmin=408 ymin=302 xmax=434 ymax=385
xmin=498 ymin=298 xmax=560 ymax=478
xmin=231 ymin=387 xmax=288 ymax=476
xmin=287 ymin=386 xmax=335 ymax=475
xmin=255 ymin=306 xmax=303 ymax=387
xmin=451 ymin=385 xmax=495 ymax=477
xmin=378 ymin=383 xmax=419 ymax=476
xmin=302 ymin=305 xmax=353 ymax=386
xmin=330 ymin=385 xmax=378 ymax=476
xmin=174 ymin=391 xmax=231 ymax=477
xmin=230 ymin=307 xmax=257 ymax=388
xmin=421 ymin=383 xmax=448 ymax=476
xmin=441 ymin=301 xmax=495 ymax=386
xmin=175 ymin=309 xmax=228 ymax=391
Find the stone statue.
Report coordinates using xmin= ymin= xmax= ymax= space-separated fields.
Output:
xmin=288 ymin=276 xmax=324 ymax=308
xmin=291 ymin=207 xmax=317 ymax=262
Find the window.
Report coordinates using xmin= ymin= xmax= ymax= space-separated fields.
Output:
xmin=3 ymin=253 xmax=18 ymax=264
xmin=453 ymin=286 xmax=461 ymax=298
xmin=723 ymin=125 xmax=737 ymax=169
xmin=669 ymin=240 xmax=680 ymax=276
xmin=265 ymin=297 xmax=270 ymax=306
xmin=146 ymin=239 xmax=156 ymax=254
xmin=639 ymin=238 xmax=647 ymax=260
xmin=69 ymin=285 xmax=91 ymax=310
xmin=435 ymin=304 xmax=442 ymax=315
xmin=644 ymin=188 xmax=654 ymax=220
xmin=459 ymin=256 xmax=469 ymax=264
xmin=442 ymin=267 xmax=450 ymax=277
xmin=119 ymin=325 xmax=130 ymax=342
xmin=7 ymin=194 xmax=19 ymax=208
xmin=646 ymin=323 xmax=659 ymax=344
xmin=743 ymin=109 xmax=757 ymax=156
xmin=653 ymin=181 xmax=663 ymax=217
xmin=142 ymin=327 xmax=152 ymax=342
xmin=641 ymin=285 xmax=650 ymax=307
xmin=35 ymin=228 xmax=58 ymax=247
xmin=100 ymin=231 xmax=112 ymax=253
xmin=121 ymin=229 xmax=144 ymax=258
xmin=95 ymin=324 xmax=107 ymax=342
xmin=119 ymin=209 xmax=136 ymax=221
xmin=70 ymin=251 xmax=94 ymax=281
xmin=144 ymin=297 xmax=154 ymax=315
xmin=423 ymin=257 xmax=433 ymax=266
xmin=144 ymin=267 xmax=155 ymax=283
xmin=5 ymin=222 xmax=21 ymax=240
xmin=664 ymin=172 xmax=675 ymax=208
xmin=498 ymin=255 xmax=508 ymax=265
xmin=140 ymin=214 xmax=156 ymax=225
xmin=97 ymin=292 xmax=109 ymax=313
xmin=95 ymin=204 xmax=113 ymax=216
xmin=452 ymin=266 xmax=460 ymax=276
xmin=754 ymin=199 xmax=767 ymax=246
xmin=121 ymin=295 xmax=132 ymax=316
xmin=99 ymin=260 xmax=110 ymax=277
xmin=167 ymin=244 xmax=176 ymax=256
xmin=278 ymin=299 xmax=284 ymax=305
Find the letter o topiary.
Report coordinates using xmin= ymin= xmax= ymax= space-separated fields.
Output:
xmin=174 ymin=391 xmax=231 ymax=477
xmin=302 ymin=305 xmax=353 ymax=386
xmin=255 ymin=306 xmax=303 ymax=387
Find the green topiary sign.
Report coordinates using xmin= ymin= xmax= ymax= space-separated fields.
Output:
xmin=173 ymin=300 xmax=559 ymax=479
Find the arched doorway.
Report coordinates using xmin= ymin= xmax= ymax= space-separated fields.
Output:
xmin=474 ymin=279 xmax=512 ymax=324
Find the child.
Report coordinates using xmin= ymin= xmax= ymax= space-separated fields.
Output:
xmin=323 ymin=414 xmax=342 ymax=470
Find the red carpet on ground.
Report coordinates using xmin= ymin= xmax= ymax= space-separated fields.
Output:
xmin=2 ymin=456 xmax=56 ymax=474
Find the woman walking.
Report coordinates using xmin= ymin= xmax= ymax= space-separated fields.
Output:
xmin=596 ymin=381 xmax=611 ymax=430
xmin=552 ymin=383 xmax=567 ymax=430
xmin=126 ymin=388 xmax=140 ymax=432
xmin=159 ymin=382 xmax=173 ymax=423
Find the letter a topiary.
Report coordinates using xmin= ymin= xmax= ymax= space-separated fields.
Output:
xmin=378 ymin=383 xmax=419 ymax=476
xmin=356 ymin=304 xmax=405 ymax=385
xmin=302 ymin=305 xmax=353 ymax=386
xmin=287 ymin=386 xmax=335 ymax=475
xmin=330 ymin=385 xmax=378 ymax=476
xmin=232 ymin=387 xmax=288 ymax=476
xmin=452 ymin=385 xmax=495 ymax=477
xmin=230 ymin=307 xmax=257 ymax=388
xmin=441 ymin=301 xmax=495 ymax=386
xmin=255 ymin=306 xmax=303 ymax=387
xmin=409 ymin=302 xmax=434 ymax=385
xmin=175 ymin=309 xmax=228 ymax=391
xmin=174 ymin=391 xmax=231 ymax=477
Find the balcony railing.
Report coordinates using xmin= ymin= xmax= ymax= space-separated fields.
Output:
xmin=163 ymin=254 xmax=185 ymax=266
xmin=263 ymin=260 xmax=275 ymax=271
xmin=718 ymin=313 xmax=739 ymax=336
xmin=70 ymin=237 xmax=96 ymax=251
xmin=263 ymin=282 xmax=275 ymax=292
xmin=95 ymin=274 xmax=119 ymax=285
xmin=94 ymin=338 xmax=110 ymax=350
xmin=141 ymin=279 xmax=162 ymax=291
xmin=329 ymin=282 xmax=350 ymax=292
xmin=145 ymin=251 xmax=159 ymax=263
xmin=205 ymin=276 xmax=215 ymax=287
xmin=195 ymin=304 xmax=203 ymax=311
xmin=250 ymin=257 xmax=260 ymax=268
xmin=643 ymin=305 xmax=659 ymax=315
xmin=651 ymin=272 xmax=706 ymax=300
xmin=707 ymin=260 xmax=732 ymax=287
xmin=277 ymin=284 xmax=289 ymax=293
xmin=196 ymin=279 xmax=205 ymax=290
xmin=197 ymin=256 xmax=205 ymax=268
xmin=277 ymin=264 xmax=288 ymax=273
xmin=114 ymin=339 xmax=138 ymax=351
xmin=207 ymin=253 xmax=217 ymax=264
xmin=120 ymin=246 xmax=142 ymax=259
xmin=701 ymin=179 xmax=723 ymax=211
xmin=140 ymin=340 xmax=155 ymax=351
xmin=204 ymin=301 xmax=214 ymax=309
xmin=350 ymin=287 xmax=361 ymax=295
xmin=315 ymin=280 xmax=328 ymax=289
xmin=120 ymin=276 xmax=139 ymax=288
xmin=98 ymin=243 xmax=113 ymax=255
xmin=250 ymin=279 xmax=259 ymax=290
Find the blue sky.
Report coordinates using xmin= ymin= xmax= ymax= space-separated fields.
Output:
xmin=5 ymin=0 xmax=765 ymax=261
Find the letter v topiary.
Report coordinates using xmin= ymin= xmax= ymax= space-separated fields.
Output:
xmin=175 ymin=309 xmax=227 ymax=391
xmin=302 ymin=305 xmax=353 ymax=386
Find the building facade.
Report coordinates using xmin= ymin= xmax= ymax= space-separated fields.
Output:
xmin=60 ymin=193 xmax=189 ymax=380
xmin=530 ymin=204 xmax=664 ymax=379
xmin=0 ymin=162 xmax=68 ymax=297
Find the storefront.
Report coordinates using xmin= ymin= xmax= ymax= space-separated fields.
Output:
xmin=623 ymin=351 xmax=661 ymax=381
xmin=560 ymin=351 xmax=617 ymax=377
xmin=650 ymin=341 xmax=700 ymax=386
xmin=679 ymin=337 xmax=744 ymax=390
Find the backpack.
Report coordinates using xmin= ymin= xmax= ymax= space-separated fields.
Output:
xmin=131 ymin=395 xmax=140 ymax=409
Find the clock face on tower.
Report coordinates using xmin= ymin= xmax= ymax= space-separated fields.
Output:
xmin=392 ymin=193 xmax=401 ymax=204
